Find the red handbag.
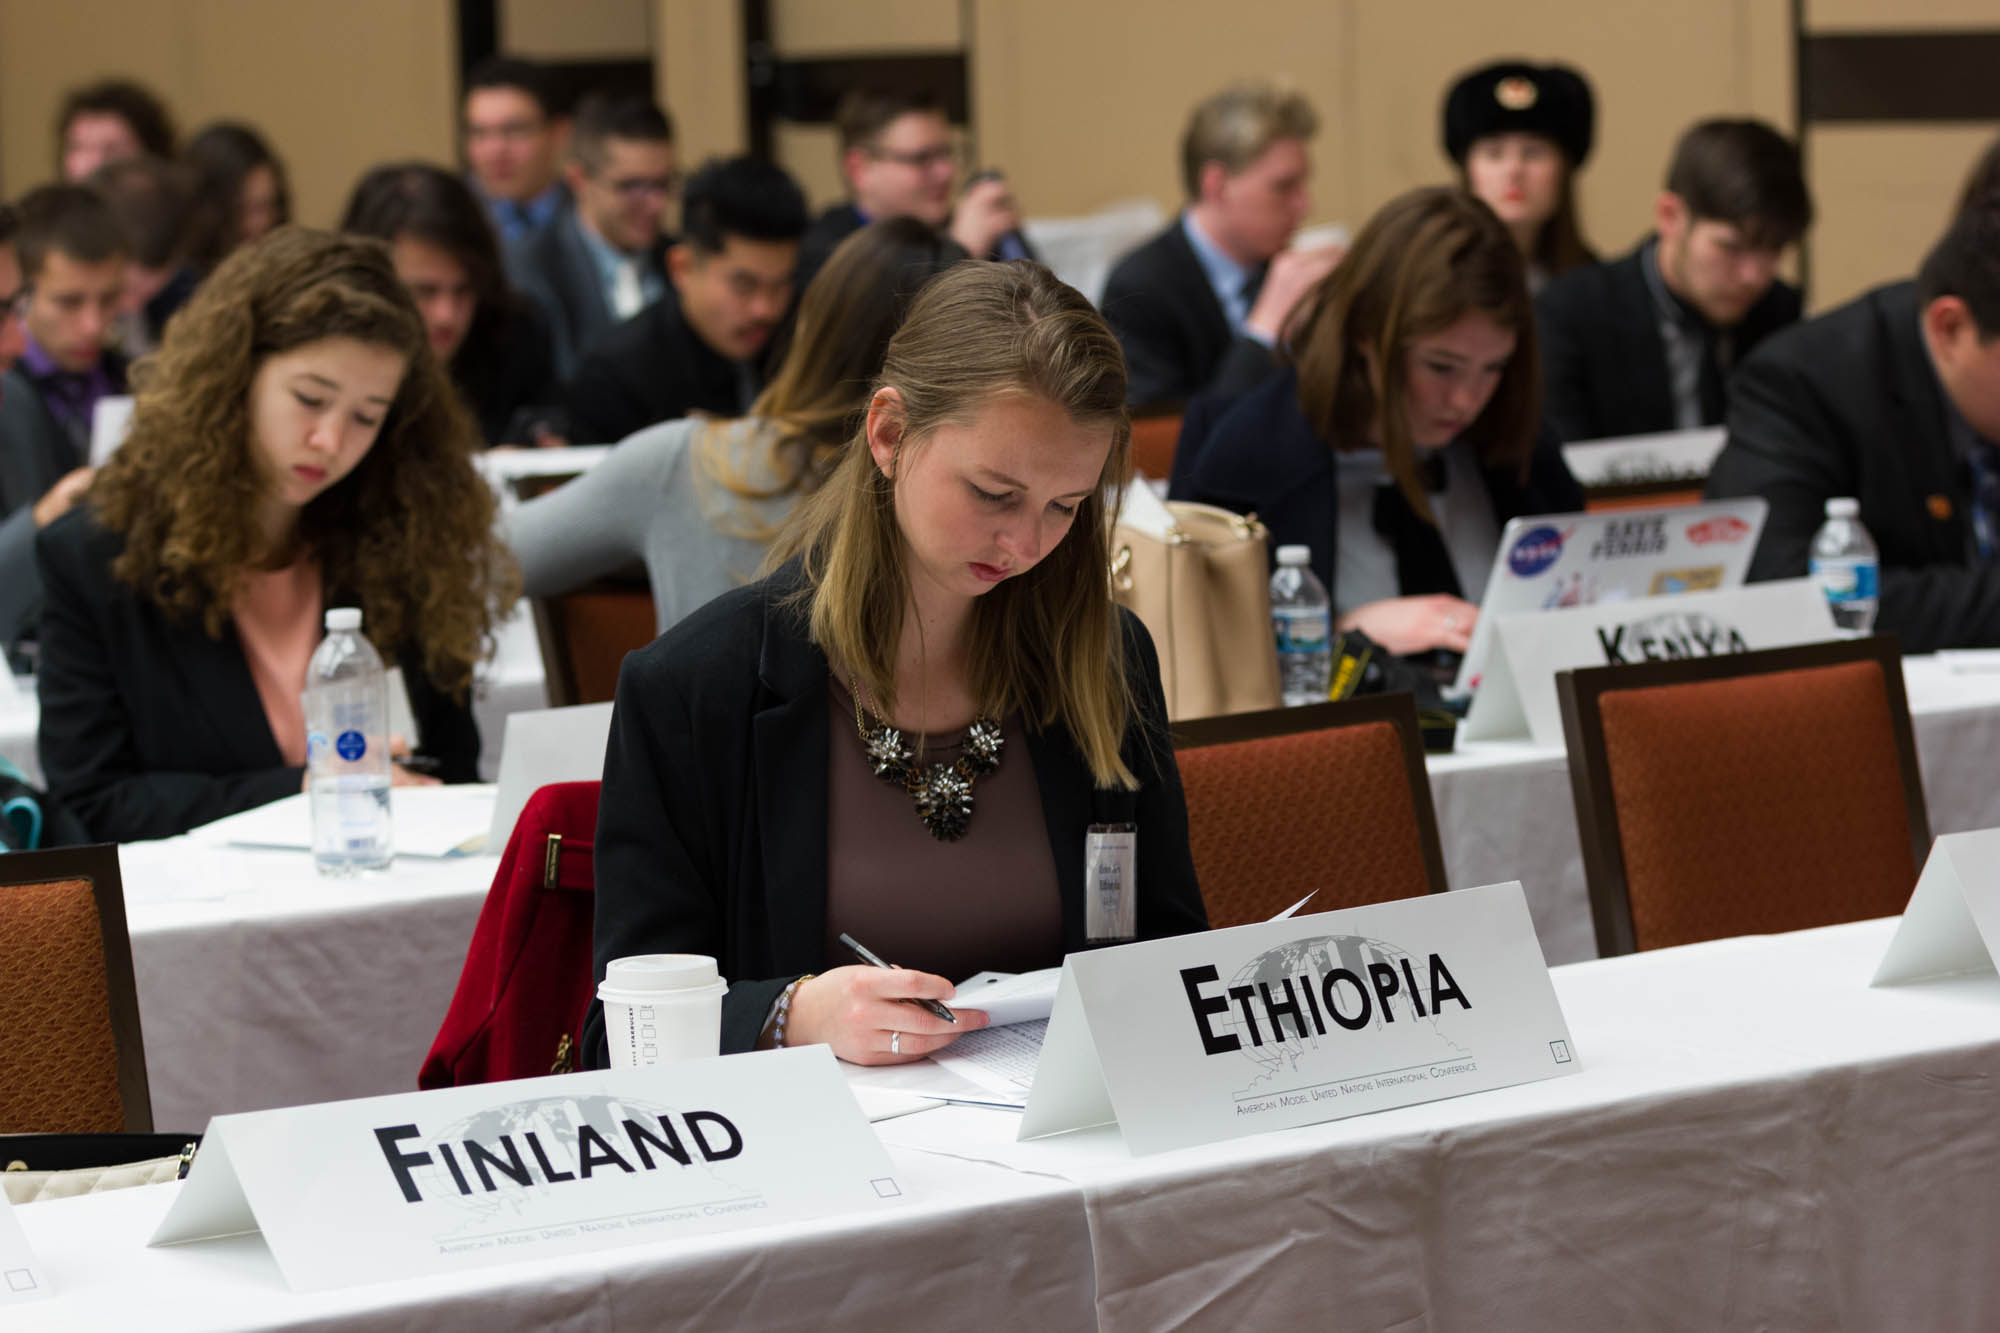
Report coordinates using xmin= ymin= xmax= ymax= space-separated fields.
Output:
xmin=419 ymin=781 xmax=600 ymax=1089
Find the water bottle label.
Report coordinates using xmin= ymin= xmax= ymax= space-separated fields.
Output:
xmin=306 ymin=731 xmax=328 ymax=761
xmin=1273 ymin=606 xmax=1330 ymax=652
xmin=335 ymin=729 xmax=368 ymax=761
xmin=1810 ymin=557 xmax=1878 ymax=603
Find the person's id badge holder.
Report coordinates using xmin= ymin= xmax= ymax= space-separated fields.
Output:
xmin=1085 ymin=823 xmax=1137 ymax=944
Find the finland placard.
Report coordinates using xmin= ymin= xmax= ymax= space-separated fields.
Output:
xmin=1019 ymin=881 xmax=1577 ymax=1155
xmin=1462 ymin=579 xmax=1836 ymax=746
xmin=149 ymin=1045 xmax=902 ymax=1292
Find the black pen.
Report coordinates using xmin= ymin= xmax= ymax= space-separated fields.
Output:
xmin=839 ymin=931 xmax=958 ymax=1024
xmin=397 ymin=754 xmax=443 ymax=775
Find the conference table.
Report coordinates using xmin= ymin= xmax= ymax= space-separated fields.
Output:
xmin=14 ymin=915 xmax=1998 ymax=1330
xmin=84 ymin=650 xmax=2000 ymax=1134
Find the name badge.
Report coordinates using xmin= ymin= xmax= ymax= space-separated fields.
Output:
xmin=1020 ymin=880 xmax=1577 ymax=1155
xmin=149 ymin=1046 xmax=903 ymax=1292
xmin=1085 ymin=823 xmax=1136 ymax=943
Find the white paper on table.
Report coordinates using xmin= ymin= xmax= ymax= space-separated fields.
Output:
xmin=196 ymin=785 xmax=497 ymax=857
xmin=928 ymin=1020 xmax=1049 ymax=1108
xmin=949 ymin=969 xmax=1061 ymax=1026
xmin=1935 ymin=649 xmax=2000 ymax=674
xmin=850 ymin=1087 xmax=942 ymax=1122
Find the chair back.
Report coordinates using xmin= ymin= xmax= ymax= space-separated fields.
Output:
xmin=1173 ymin=695 xmax=1448 ymax=928
xmin=0 ymin=844 xmax=150 ymax=1133
xmin=1129 ymin=409 xmax=1182 ymax=483
xmin=421 ymin=781 xmax=600 ymax=1088
xmin=1558 ymin=636 xmax=1929 ymax=956
xmin=529 ymin=583 xmax=656 ymax=708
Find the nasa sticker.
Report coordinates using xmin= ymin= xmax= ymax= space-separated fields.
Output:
xmin=1507 ymin=524 xmax=1567 ymax=578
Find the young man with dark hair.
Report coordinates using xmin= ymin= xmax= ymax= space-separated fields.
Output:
xmin=1537 ymin=117 xmax=1812 ymax=443
xmin=564 ymin=156 xmax=807 ymax=444
xmin=508 ymin=91 xmax=677 ymax=380
xmin=57 ymin=79 xmax=177 ymax=182
xmin=90 ymin=156 xmax=199 ymax=356
xmin=0 ymin=185 xmax=130 ymax=651
xmin=1708 ymin=191 xmax=2000 ymax=651
xmin=463 ymin=57 xmax=570 ymax=245
xmin=794 ymin=88 xmax=1026 ymax=295
xmin=1101 ymin=80 xmax=1337 ymax=411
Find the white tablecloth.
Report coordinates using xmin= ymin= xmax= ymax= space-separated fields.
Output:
xmin=15 ymin=917 xmax=2000 ymax=1329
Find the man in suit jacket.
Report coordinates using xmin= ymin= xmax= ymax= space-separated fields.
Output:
xmin=1 ymin=185 xmax=128 ymax=657
xmin=1101 ymin=82 xmax=1343 ymax=412
xmin=1538 ymin=118 xmax=1812 ymax=444
xmin=508 ymin=92 xmax=676 ymax=381
xmin=463 ymin=57 xmax=569 ymax=248
xmin=564 ymin=156 xmax=807 ymax=444
xmin=1707 ymin=199 xmax=2000 ymax=652
xmin=794 ymin=89 xmax=1032 ymax=298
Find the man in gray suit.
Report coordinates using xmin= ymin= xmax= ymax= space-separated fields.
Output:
xmin=507 ymin=92 xmax=677 ymax=381
xmin=1 ymin=185 xmax=128 ymax=657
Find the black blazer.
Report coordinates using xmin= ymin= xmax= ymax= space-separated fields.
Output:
xmin=1171 ymin=366 xmax=1584 ymax=594
xmin=562 ymin=285 xmax=750 ymax=445
xmin=36 ymin=508 xmax=481 ymax=844
xmin=585 ymin=563 xmax=1210 ymax=1063
xmin=1536 ymin=240 xmax=1801 ymax=443
xmin=1706 ymin=280 xmax=1997 ymax=652
xmin=455 ymin=300 xmax=560 ymax=445
xmin=793 ymin=203 xmax=865 ymax=301
xmin=1101 ymin=217 xmax=1279 ymax=411
xmin=507 ymin=204 xmax=668 ymax=383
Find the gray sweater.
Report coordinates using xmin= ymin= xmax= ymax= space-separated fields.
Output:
xmin=503 ymin=416 xmax=801 ymax=634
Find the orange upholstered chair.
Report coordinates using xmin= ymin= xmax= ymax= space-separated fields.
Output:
xmin=1558 ymin=637 xmax=1930 ymax=957
xmin=1172 ymin=695 xmax=1448 ymax=928
xmin=0 ymin=844 xmax=152 ymax=1133
xmin=1128 ymin=410 xmax=1182 ymax=483
xmin=511 ymin=474 xmax=657 ymax=708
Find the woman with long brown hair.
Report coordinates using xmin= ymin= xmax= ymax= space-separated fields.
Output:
xmin=1442 ymin=60 xmax=1597 ymax=292
xmin=505 ymin=216 xmax=962 ymax=632
xmin=1174 ymin=186 xmax=1580 ymax=657
xmin=586 ymin=260 xmax=1208 ymax=1064
xmin=37 ymin=226 xmax=517 ymax=843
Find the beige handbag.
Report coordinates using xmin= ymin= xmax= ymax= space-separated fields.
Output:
xmin=1111 ymin=501 xmax=1280 ymax=720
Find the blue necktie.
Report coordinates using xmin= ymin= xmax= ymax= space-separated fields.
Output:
xmin=1969 ymin=438 xmax=2000 ymax=562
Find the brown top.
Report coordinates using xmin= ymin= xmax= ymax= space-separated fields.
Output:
xmin=824 ymin=677 xmax=1062 ymax=982
xmin=231 ymin=556 xmax=323 ymax=767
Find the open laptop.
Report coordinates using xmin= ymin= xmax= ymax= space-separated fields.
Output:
xmin=1452 ymin=497 xmax=1768 ymax=694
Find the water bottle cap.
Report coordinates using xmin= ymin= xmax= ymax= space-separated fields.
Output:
xmin=1825 ymin=497 xmax=1860 ymax=518
xmin=324 ymin=607 xmax=363 ymax=632
xmin=1275 ymin=545 xmax=1311 ymax=565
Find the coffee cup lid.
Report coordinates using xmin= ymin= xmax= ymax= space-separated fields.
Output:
xmin=603 ymin=953 xmax=721 ymax=992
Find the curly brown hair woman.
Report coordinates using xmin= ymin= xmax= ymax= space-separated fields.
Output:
xmin=37 ymin=225 xmax=519 ymax=843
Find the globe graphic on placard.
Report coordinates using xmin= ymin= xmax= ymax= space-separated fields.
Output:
xmin=1222 ymin=934 xmax=1473 ymax=1096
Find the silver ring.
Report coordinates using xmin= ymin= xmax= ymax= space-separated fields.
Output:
xmin=1443 ymin=614 xmax=1461 ymax=631
xmin=890 ymin=1031 xmax=901 ymax=1055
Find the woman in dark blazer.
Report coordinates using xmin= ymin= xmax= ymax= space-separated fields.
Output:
xmin=1174 ymin=187 xmax=1581 ymax=658
xmin=37 ymin=226 xmax=516 ymax=844
xmin=589 ymin=261 xmax=1209 ymax=1065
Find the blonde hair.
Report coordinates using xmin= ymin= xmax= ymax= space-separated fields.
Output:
xmin=1181 ymin=81 xmax=1318 ymax=200
xmin=770 ymin=261 xmax=1139 ymax=789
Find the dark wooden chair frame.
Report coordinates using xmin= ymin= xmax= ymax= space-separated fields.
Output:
xmin=1171 ymin=692 xmax=1452 ymax=899
xmin=1556 ymin=635 xmax=1931 ymax=958
xmin=510 ymin=472 xmax=655 ymax=711
xmin=1 ymin=842 xmax=152 ymax=1132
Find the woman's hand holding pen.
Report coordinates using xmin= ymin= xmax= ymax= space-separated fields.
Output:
xmin=786 ymin=966 xmax=990 ymax=1065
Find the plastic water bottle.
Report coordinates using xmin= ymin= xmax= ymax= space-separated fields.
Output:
xmin=306 ymin=607 xmax=393 ymax=874
xmin=1270 ymin=545 xmax=1333 ymax=706
xmin=1808 ymin=497 xmax=1879 ymax=634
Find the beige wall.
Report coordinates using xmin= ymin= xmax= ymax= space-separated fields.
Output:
xmin=0 ymin=0 xmax=457 ymax=226
xmin=502 ymin=0 xmax=650 ymax=59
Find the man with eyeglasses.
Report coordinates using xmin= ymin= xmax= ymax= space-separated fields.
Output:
xmin=463 ymin=57 xmax=570 ymax=248
xmin=0 ymin=185 xmax=128 ymax=657
xmin=509 ymin=91 xmax=678 ymax=381
xmin=794 ymin=89 xmax=1029 ymax=297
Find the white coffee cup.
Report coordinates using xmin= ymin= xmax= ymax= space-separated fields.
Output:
xmin=598 ymin=954 xmax=727 ymax=1068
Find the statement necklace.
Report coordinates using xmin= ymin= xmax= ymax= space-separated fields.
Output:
xmin=851 ymin=687 xmax=1004 ymax=842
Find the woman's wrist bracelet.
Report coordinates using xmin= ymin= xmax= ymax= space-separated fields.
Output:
xmin=772 ymin=973 xmax=816 ymax=1049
